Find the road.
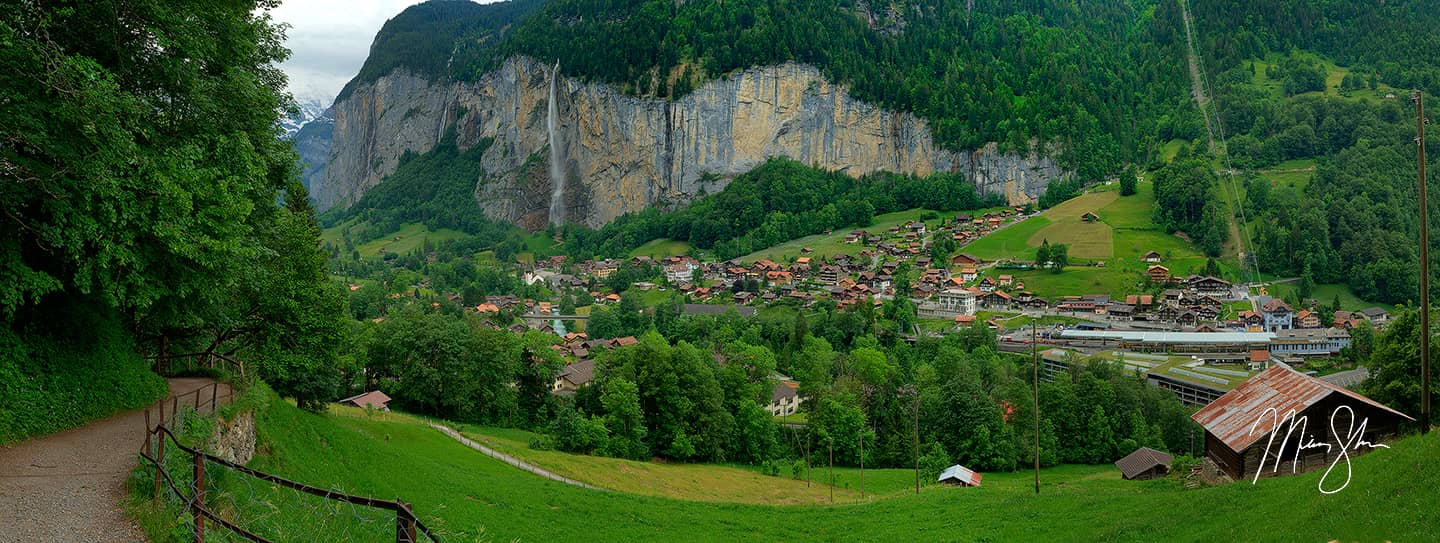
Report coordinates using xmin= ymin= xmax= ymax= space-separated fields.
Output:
xmin=0 ymin=378 xmax=223 ymax=543
xmin=429 ymin=424 xmax=601 ymax=491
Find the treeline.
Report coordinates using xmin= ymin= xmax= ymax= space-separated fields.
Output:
xmin=562 ymin=158 xmax=1006 ymax=260
xmin=335 ymin=0 xmax=546 ymax=101
xmin=357 ymin=293 xmax=1199 ymax=471
xmin=2 ymin=1 xmax=348 ymax=437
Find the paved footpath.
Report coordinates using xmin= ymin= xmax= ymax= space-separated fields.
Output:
xmin=429 ymin=423 xmax=602 ymax=491
xmin=0 ymin=378 xmax=223 ymax=543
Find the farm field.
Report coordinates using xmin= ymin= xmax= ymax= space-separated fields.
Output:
xmin=962 ymin=182 xmax=1219 ymax=298
xmin=165 ymin=392 xmax=1440 ymax=542
xmin=629 ymin=238 xmax=693 ymax=259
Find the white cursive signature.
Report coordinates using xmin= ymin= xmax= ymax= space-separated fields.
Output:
xmin=1246 ymin=404 xmax=1390 ymax=494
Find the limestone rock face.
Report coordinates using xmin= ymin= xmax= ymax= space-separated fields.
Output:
xmin=314 ymin=56 xmax=1071 ymax=227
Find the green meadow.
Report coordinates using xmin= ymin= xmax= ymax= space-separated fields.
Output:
xmin=141 ymin=392 xmax=1440 ymax=542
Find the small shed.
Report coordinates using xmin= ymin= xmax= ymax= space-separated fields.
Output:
xmin=1114 ymin=447 xmax=1173 ymax=480
xmin=1081 ymin=212 xmax=1100 ymax=223
xmin=937 ymin=464 xmax=983 ymax=487
xmin=339 ymin=391 xmax=391 ymax=411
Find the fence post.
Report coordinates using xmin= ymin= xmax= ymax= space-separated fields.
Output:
xmin=211 ymin=384 xmax=219 ymax=414
xmin=194 ymin=388 xmax=202 ymax=410
xmin=395 ymin=500 xmax=417 ymax=543
xmin=153 ymin=432 xmax=165 ymax=501
xmin=193 ymin=453 xmax=206 ymax=543
xmin=172 ymin=396 xmax=179 ymax=422
xmin=144 ymin=409 xmax=152 ymax=453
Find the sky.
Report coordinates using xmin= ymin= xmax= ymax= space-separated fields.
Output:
xmin=269 ymin=0 xmax=495 ymax=106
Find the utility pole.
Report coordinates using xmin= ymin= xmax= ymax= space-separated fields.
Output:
xmin=1418 ymin=89 xmax=1432 ymax=434
xmin=1032 ymin=322 xmax=1040 ymax=494
xmin=913 ymin=387 xmax=921 ymax=495
xmin=828 ymin=437 xmax=834 ymax=503
xmin=859 ymin=431 xmax=865 ymax=498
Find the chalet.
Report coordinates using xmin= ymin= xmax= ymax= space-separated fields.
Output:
xmin=998 ymin=274 xmax=1015 ymax=287
xmin=1237 ymin=310 xmax=1264 ymax=330
xmin=1108 ymin=304 xmax=1135 ymax=321
xmin=1081 ymin=212 xmax=1100 ymax=223
xmin=338 ymin=391 xmax=391 ymax=411
xmin=1162 ymin=289 xmax=1184 ymax=305
xmin=978 ymin=276 xmax=998 ymax=292
xmin=1142 ymin=251 xmax=1163 ymax=264
xmin=1025 ymin=298 xmax=1050 ymax=310
xmin=552 ymin=360 xmax=597 ymax=393
xmin=1125 ymin=294 xmax=1155 ymax=308
xmin=954 ymin=315 xmax=977 ymax=327
xmin=1115 ymin=447 xmax=1172 ymax=481
xmin=753 ymin=259 xmax=780 ymax=272
xmin=1295 ymin=310 xmax=1321 ymax=329
xmin=937 ymin=464 xmax=983 ymax=487
xmin=1194 ymin=305 xmax=1220 ymax=322
xmin=795 ymin=257 xmax=812 ymax=266
xmin=1358 ymin=307 xmax=1390 ymax=325
xmin=959 ymin=267 xmax=979 ymax=282
xmin=818 ymin=266 xmax=843 ymax=285
xmin=1146 ymin=265 xmax=1171 ymax=284
xmin=1192 ymin=365 xmax=1412 ymax=482
xmin=766 ymin=271 xmax=794 ymax=286
xmin=1189 ymin=276 xmax=1233 ymax=297
xmin=980 ymin=290 xmax=1013 ymax=309
xmin=951 ymin=254 xmax=982 ymax=267
xmin=1260 ymin=298 xmax=1294 ymax=331
xmin=766 ymin=381 xmax=803 ymax=417
xmin=987 ymin=216 xmax=1003 ymax=228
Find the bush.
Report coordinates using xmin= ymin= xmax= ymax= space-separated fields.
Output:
xmin=791 ymin=459 xmax=806 ymax=480
xmin=0 ymin=299 xmax=167 ymax=444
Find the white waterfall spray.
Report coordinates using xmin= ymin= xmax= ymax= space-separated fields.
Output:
xmin=547 ymin=60 xmax=565 ymax=227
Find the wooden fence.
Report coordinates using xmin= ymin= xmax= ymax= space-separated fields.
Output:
xmin=140 ymin=383 xmax=440 ymax=542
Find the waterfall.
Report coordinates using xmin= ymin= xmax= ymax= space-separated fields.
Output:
xmin=547 ymin=60 xmax=565 ymax=227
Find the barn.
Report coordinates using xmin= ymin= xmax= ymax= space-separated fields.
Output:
xmin=1191 ymin=364 xmax=1411 ymax=482
xmin=1114 ymin=446 xmax=1173 ymax=480
xmin=937 ymin=464 xmax=983 ymax=487
xmin=338 ymin=391 xmax=391 ymax=411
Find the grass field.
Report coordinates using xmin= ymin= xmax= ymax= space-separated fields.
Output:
xmin=737 ymin=208 xmax=939 ymax=264
xmin=168 ymin=392 xmax=1440 ymax=542
xmin=1250 ymin=54 xmax=1400 ymax=101
xmin=960 ymin=182 xmax=1218 ymax=298
xmin=321 ymin=220 xmax=470 ymax=258
xmin=1026 ymin=192 xmax=1117 ymax=259
xmin=629 ymin=238 xmax=693 ymax=259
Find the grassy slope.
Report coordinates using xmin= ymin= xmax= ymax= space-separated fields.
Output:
xmin=227 ymin=396 xmax=1440 ymax=542
xmin=737 ymin=208 xmax=939 ymax=265
xmin=321 ymin=220 xmax=469 ymax=258
xmin=963 ymin=182 xmax=1217 ymax=298
xmin=629 ymin=238 xmax=693 ymax=259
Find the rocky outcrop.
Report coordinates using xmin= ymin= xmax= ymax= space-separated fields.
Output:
xmin=315 ymin=56 xmax=1071 ymax=227
xmin=207 ymin=410 xmax=255 ymax=465
xmin=292 ymin=107 xmax=333 ymax=196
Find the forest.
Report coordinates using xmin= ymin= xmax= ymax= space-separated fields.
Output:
xmin=561 ymin=157 xmax=1007 ymax=261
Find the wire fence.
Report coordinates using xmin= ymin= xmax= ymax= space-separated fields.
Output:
xmin=139 ymin=383 xmax=441 ymax=542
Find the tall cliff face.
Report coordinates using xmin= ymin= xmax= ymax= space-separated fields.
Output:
xmin=315 ymin=57 xmax=1070 ymax=227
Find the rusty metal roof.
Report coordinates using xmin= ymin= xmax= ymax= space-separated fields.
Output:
xmin=1191 ymin=364 xmax=1413 ymax=453
xmin=938 ymin=464 xmax=983 ymax=486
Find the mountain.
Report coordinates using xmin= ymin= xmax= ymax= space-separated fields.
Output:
xmin=310 ymin=0 xmax=1185 ymax=227
xmin=280 ymin=97 xmax=330 ymax=139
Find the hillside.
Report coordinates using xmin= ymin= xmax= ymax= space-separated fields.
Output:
xmin=197 ymin=392 xmax=1439 ymax=542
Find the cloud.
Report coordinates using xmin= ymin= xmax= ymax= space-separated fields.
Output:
xmin=269 ymin=0 xmax=497 ymax=104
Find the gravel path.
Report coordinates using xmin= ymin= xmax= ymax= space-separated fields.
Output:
xmin=429 ymin=423 xmax=602 ymax=491
xmin=0 ymin=378 xmax=224 ymax=543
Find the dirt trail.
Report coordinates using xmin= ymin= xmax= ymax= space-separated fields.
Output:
xmin=1178 ymin=0 xmax=1218 ymax=154
xmin=0 ymin=378 xmax=225 ymax=543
